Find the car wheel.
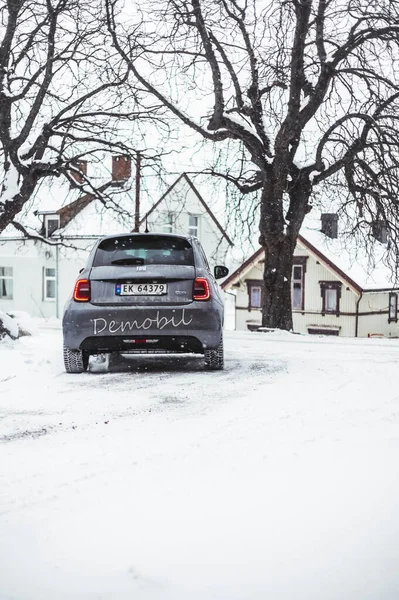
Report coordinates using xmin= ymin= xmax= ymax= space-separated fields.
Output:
xmin=63 ymin=345 xmax=88 ymax=373
xmin=204 ymin=336 xmax=224 ymax=370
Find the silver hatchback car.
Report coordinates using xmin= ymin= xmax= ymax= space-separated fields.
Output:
xmin=62 ymin=233 xmax=229 ymax=373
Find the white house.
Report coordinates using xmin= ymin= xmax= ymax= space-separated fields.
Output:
xmin=0 ymin=164 xmax=233 ymax=319
xmin=222 ymin=214 xmax=399 ymax=338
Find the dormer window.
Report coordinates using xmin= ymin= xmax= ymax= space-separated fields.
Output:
xmin=45 ymin=215 xmax=60 ymax=237
xmin=321 ymin=213 xmax=338 ymax=239
xmin=372 ymin=220 xmax=388 ymax=244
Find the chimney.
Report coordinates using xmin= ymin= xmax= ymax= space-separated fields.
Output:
xmin=70 ymin=160 xmax=87 ymax=186
xmin=112 ymin=155 xmax=131 ymax=183
xmin=372 ymin=220 xmax=388 ymax=244
xmin=321 ymin=213 xmax=338 ymax=239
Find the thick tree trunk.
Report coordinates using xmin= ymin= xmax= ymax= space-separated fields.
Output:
xmin=261 ymin=230 xmax=296 ymax=330
xmin=259 ymin=175 xmax=311 ymax=330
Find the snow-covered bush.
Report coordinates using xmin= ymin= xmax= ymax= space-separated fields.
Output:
xmin=0 ymin=310 xmax=19 ymax=340
xmin=6 ymin=311 xmax=36 ymax=337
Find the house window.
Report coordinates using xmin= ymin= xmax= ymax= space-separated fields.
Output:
xmin=325 ymin=288 xmax=338 ymax=311
xmin=251 ymin=286 xmax=262 ymax=308
xmin=162 ymin=212 xmax=175 ymax=234
xmin=292 ymin=256 xmax=307 ymax=310
xmin=43 ymin=268 xmax=56 ymax=301
xmin=320 ymin=281 xmax=342 ymax=314
xmin=247 ymin=280 xmax=262 ymax=309
xmin=0 ymin=267 xmax=13 ymax=299
xmin=188 ymin=215 xmax=199 ymax=237
xmin=389 ymin=292 xmax=398 ymax=323
xmin=292 ymin=265 xmax=304 ymax=310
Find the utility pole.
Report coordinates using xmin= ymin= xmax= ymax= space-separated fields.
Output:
xmin=134 ymin=151 xmax=141 ymax=232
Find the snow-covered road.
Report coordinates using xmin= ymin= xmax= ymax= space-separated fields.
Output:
xmin=1 ymin=328 xmax=399 ymax=599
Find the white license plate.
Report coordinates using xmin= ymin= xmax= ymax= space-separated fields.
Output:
xmin=116 ymin=283 xmax=168 ymax=295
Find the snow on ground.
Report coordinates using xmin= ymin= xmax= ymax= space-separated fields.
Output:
xmin=1 ymin=326 xmax=399 ymax=599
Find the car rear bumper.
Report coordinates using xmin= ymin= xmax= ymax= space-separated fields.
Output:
xmin=80 ymin=335 xmax=204 ymax=354
xmin=62 ymin=302 xmax=223 ymax=352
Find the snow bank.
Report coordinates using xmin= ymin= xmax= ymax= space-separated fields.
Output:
xmin=257 ymin=326 xmax=300 ymax=337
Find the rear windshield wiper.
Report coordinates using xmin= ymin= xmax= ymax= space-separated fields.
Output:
xmin=111 ymin=258 xmax=145 ymax=265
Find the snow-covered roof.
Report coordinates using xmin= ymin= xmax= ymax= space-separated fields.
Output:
xmin=223 ymin=211 xmax=399 ymax=292
xmin=300 ymin=213 xmax=399 ymax=290
xmin=59 ymin=196 xmax=135 ymax=237
xmin=0 ymin=156 xmax=136 ymax=240
xmin=0 ymin=172 xmax=232 ymax=247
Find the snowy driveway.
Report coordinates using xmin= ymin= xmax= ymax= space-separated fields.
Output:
xmin=1 ymin=328 xmax=399 ymax=599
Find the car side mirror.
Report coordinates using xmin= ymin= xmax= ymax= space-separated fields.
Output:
xmin=214 ymin=265 xmax=229 ymax=280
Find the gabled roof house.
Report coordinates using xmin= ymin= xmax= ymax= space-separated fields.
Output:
xmin=0 ymin=161 xmax=232 ymax=319
xmin=222 ymin=214 xmax=399 ymax=338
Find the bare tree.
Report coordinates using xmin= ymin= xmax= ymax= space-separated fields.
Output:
xmin=0 ymin=0 xmax=166 ymax=236
xmin=106 ymin=0 xmax=399 ymax=329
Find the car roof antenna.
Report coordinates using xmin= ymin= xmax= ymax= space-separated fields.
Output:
xmin=145 ymin=216 xmax=149 ymax=233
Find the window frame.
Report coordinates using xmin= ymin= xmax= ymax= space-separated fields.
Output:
xmin=246 ymin=279 xmax=263 ymax=310
xmin=161 ymin=211 xmax=175 ymax=234
xmin=389 ymin=292 xmax=398 ymax=323
xmin=0 ymin=266 xmax=13 ymax=299
xmin=320 ymin=281 xmax=342 ymax=315
xmin=291 ymin=256 xmax=307 ymax=311
xmin=188 ymin=215 xmax=199 ymax=237
xmin=43 ymin=267 xmax=56 ymax=302
xmin=250 ymin=285 xmax=262 ymax=309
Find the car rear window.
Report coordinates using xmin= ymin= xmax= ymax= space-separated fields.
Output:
xmin=93 ymin=235 xmax=194 ymax=267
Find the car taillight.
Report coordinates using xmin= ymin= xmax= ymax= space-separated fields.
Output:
xmin=193 ymin=277 xmax=210 ymax=301
xmin=73 ymin=279 xmax=90 ymax=302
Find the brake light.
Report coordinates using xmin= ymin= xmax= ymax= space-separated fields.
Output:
xmin=193 ymin=277 xmax=210 ymax=301
xmin=73 ymin=279 xmax=90 ymax=302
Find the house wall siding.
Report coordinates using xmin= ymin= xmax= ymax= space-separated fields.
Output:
xmin=357 ymin=291 xmax=399 ymax=337
xmin=293 ymin=246 xmax=359 ymax=336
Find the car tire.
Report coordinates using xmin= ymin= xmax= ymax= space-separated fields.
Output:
xmin=204 ymin=336 xmax=224 ymax=370
xmin=63 ymin=345 xmax=88 ymax=373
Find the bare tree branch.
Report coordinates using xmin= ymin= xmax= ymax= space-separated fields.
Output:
xmin=0 ymin=0 xmax=166 ymax=234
